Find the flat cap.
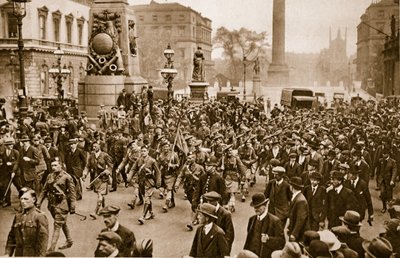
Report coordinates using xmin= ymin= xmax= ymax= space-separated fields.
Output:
xmin=203 ymin=191 xmax=221 ymax=201
xmin=97 ymin=231 xmax=122 ymax=245
xmin=272 ymin=166 xmax=286 ymax=174
xmin=98 ymin=205 xmax=121 ymax=216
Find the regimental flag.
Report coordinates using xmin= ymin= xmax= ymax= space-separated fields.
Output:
xmin=174 ymin=125 xmax=189 ymax=156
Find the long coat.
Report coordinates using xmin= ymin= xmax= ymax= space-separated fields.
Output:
xmin=303 ymin=184 xmax=327 ymax=231
xmin=327 ymin=186 xmax=359 ymax=228
xmin=19 ymin=145 xmax=39 ymax=182
xmin=6 ymin=208 xmax=49 ymax=257
xmin=64 ymin=147 xmax=87 ymax=178
xmin=344 ymin=178 xmax=373 ymax=221
xmin=288 ymin=192 xmax=310 ymax=241
xmin=264 ymin=179 xmax=291 ymax=221
xmin=189 ymin=223 xmax=230 ymax=258
xmin=244 ymin=213 xmax=285 ymax=258
xmin=216 ymin=206 xmax=235 ymax=253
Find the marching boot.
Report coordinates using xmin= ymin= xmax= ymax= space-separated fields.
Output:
xmin=162 ymin=199 xmax=169 ymax=213
xmin=137 ymin=193 xmax=144 ymax=206
xmin=146 ymin=202 xmax=155 ymax=220
xmin=128 ymin=195 xmax=137 ymax=210
xmin=381 ymin=200 xmax=387 ymax=213
xmin=59 ymin=224 xmax=73 ymax=250
xmin=169 ymin=192 xmax=176 ymax=208
xmin=138 ymin=203 xmax=149 ymax=225
xmin=48 ymin=224 xmax=61 ymax=252
xmin=90 ymin=201 xmax=102 ymax=219
xmin=102 ymin=198 xmax=105 ymax=208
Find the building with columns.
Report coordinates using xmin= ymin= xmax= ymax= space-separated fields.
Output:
xmin=0 ymin=0 xmax=90 ymax=115
xmin=132 ymin=0 xmax=213 ymax=88
xmin=355 ymin=0 xmax=399 ymax=92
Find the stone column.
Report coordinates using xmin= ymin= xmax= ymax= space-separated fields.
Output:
xmin=267 ymin=0 xmax=289 ymax=86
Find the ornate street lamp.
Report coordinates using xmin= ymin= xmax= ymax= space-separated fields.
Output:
xmin=160 ymin=44 xmax=177 ymax=115
xmin=10 ymin=0 xmax=31 ymax=115
xmin=49 ymin=45 xmax=71 ymax=100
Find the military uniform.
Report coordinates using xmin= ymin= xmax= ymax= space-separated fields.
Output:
xmin=37 ymin=169 xmax=76 ymax=251
xmin=6 ymin=207 xmax=49 ymax=257
xmin=157 ymin=149 xmax=180 ymax=211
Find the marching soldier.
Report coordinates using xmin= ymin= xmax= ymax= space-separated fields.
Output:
xmin=239 ymin=138 xmax=258 ymax=190
xmin=157 ymin=141 xmax=180 ymax=212
xmin=5 ymin=187 xmax=49 ymax=257
xmin=84 ymin=142 xmax=113 ymax=219
xmin=220 ymin=144 xmax=246 ymax=211
xmin=37 ymin=158 xmax=76 ymax=252
xmin=128 ymin=146 xmax=161 ymax=225
xmin=174 ymin=152 xmax=205 ymax=230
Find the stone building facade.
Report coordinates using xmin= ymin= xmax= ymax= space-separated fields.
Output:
xmin=132 ymin=0 xmax=213 ymax=88
xmin=0 ymin=0 xmax=90 ymax=115
xmin=355 ymin=0 xmax=399 ymax=89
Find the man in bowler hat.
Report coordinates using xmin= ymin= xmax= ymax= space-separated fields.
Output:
xmin=244 ymin=193 xmax=285 ymax=258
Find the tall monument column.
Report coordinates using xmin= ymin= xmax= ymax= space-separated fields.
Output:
xmin=267 ymin=0 xmax=289 ymax=86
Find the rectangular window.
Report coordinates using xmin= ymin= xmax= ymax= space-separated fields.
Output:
xmin=179 ymin=14 xmax=184 ymax=21
xmin=7 ymin=15 xmax=18 ymax=38
xmin=178 ymin=26 xmax=185 ymax=37
xmin=53 ymin=19 xmax=60 ymax=41
xmin=164 ymin=26 xmax=172 ymax=34
xmin=377 ymin=10 xmax=384 ymax=18
xmin=152 ymin=15 xmax=158 ymax=21
xmin=78 ymin=23 xmax=83 ymax=45
xmin=139 ymin=15 xmax=144 ymax=21
xmin=66 ymin=21 xmax=72 ymax=43
xmin=39 ymin=15 xmax=46 ymax=40
xmin=166 ymin=14 xmax=171 ymax=21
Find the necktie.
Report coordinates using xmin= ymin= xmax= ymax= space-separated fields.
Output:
xmin=312 ymin=187 xmax=316 ymax=195
xmin=6 ymin=150 xmax=10 ymax=156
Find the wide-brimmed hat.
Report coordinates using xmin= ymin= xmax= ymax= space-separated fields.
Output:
xmin=304 ymin=240 xmax=332 ymax=258
xmin=317 ymin=230 xmax=341 ymax=251
xmin=362 ymin=237 xmax=393 ymax=258
xmin=250 ymin=193 xmax=269 ymax=207
xmin=197 ymin=203 xmax=217 ymax=219
xmin=309 ymin=172 xmax=323 ymax=181
xmin=289 ymin=177 xmax=304 ymax=188
xmin=339 ymin=210 xmax=362 ymax=227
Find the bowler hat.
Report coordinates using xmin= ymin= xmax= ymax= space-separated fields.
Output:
xmin=97 ymin=231 xmax=122 ymax=245
xmin=304 ymin=240 xmax=332 ymax=258
xmin=98 ymin=205 xmax=121 ymax=216
xmin=250 ymin=193 xmax=269 ymax=207
xmin=362 ymin=237 xmax=393 ymax=258
xmin=20 ymin=135 xmax=30 ymax=142
xmin=384 ymin=218 xmax=400 ymax=232
xmin=300 ymin=230 xmax=320 ymax=248
xmin=44 ymin=137 xmax=53 ymax=143
xmin=197 ymin=203 xmax=217 ymax=219
xmin=339 ymin=210 xmax=362 ymax=227
xmin=289 ymin=177 xmax=304 ymax=188
xmin=202 ymin=191 xmax=221 ymax=202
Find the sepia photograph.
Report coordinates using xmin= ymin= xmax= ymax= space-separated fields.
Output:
xmin=0 ymin=0 xmax=399 ymax=257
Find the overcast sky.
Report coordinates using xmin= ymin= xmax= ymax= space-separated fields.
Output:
xmin=129 ymin=0 xmax=373 ymax=57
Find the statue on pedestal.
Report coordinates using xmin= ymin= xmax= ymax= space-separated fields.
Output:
xmin=253 ymin=57 xmax=260 ymax=76
xmin=192 ymin=46 xmax=205 ymax=82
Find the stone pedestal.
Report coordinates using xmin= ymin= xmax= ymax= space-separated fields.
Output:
xmin=267 ymin=64 xmax=289 ymax=86
xmin=189 ymin=81 xmax=209 ymax=102
xmin=79 ymin=75 xmax=125 ymax=118
xmin=253 ymin=75 xmax=262 ymax=96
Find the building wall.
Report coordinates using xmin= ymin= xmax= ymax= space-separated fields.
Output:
xmin=356 ymin=0 xmax=399 ymax=84
xmin=0 ymin=0 xmax=89 ymax=115
xmin=132 ymin=1 xmax=212 ymax=88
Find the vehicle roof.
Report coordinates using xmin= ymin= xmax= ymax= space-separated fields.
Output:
xmin=293 ymin=96 xmax=315 ymax=101
xmin=282 ymin=88 xmax=313 ymax=92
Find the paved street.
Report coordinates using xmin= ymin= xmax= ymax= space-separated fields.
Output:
xmin=0 ymin=175 xmax=398 ymax=257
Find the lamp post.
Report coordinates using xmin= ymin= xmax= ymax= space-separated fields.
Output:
xmin=49 ymin=45 xmax=71 ymax=101
xmin=160 ymin=44 xmax=177 ymax=116
xmin=11 ymin=0 xmax=31 ymax=116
